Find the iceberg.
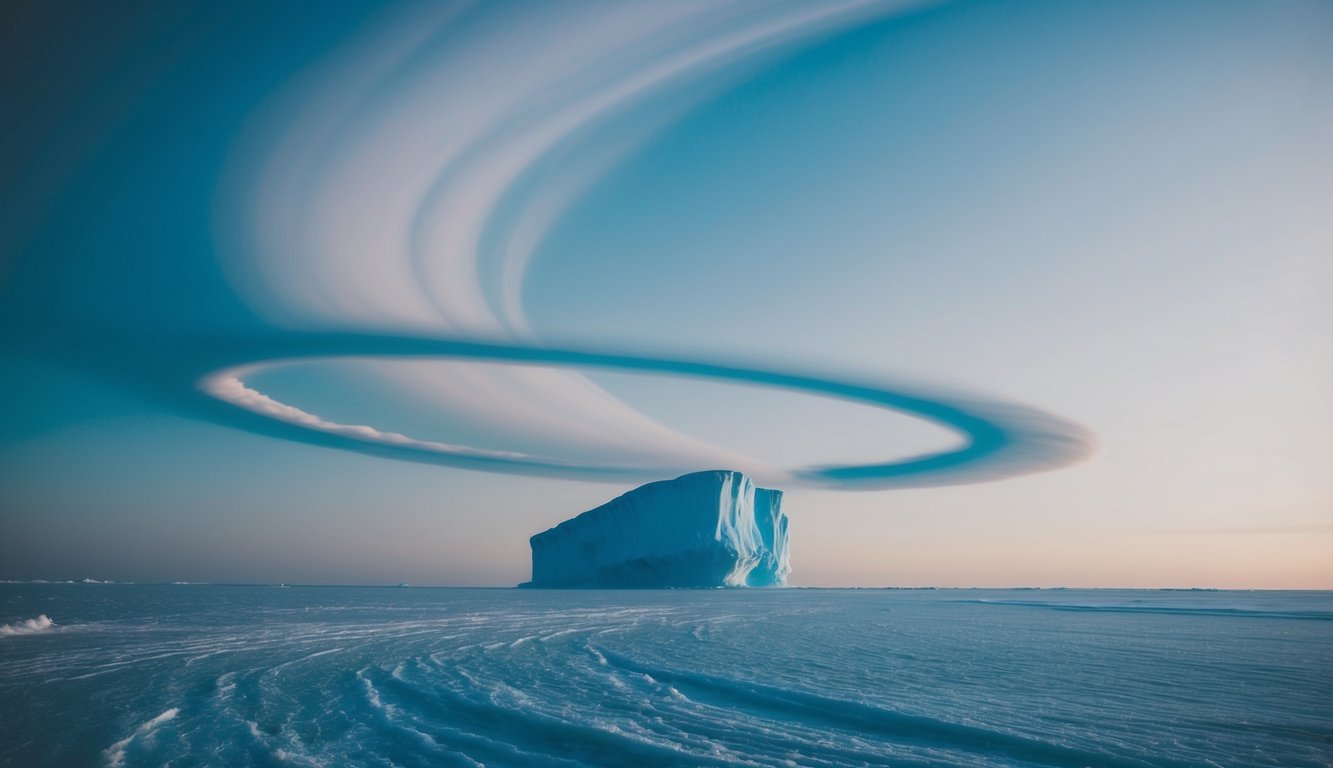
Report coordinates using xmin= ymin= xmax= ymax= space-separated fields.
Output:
xmin=523 ymin=470 xmax=790 ymax=588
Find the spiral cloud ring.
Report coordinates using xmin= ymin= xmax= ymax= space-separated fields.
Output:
xmin=199 ymin=335 xmax=1095 ymax=489
xmin=204 ymin=1 xmax=1095 ymax=490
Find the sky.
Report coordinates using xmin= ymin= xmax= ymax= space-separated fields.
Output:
xmin=1 ymin=0 xmax=1330 ymax=588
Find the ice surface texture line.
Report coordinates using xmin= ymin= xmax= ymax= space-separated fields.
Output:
xmin=525 ymin=470 xmax=790 ymax=588
xmin=3 ymin=586 xmax=1330 ymax=768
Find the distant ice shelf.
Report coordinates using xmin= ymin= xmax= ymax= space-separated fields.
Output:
xmin=521 ymin=470 xmax=790 ymax=589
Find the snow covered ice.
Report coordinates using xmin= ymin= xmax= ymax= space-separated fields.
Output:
xmin=525 ymin=470 xmax=790 ymax=588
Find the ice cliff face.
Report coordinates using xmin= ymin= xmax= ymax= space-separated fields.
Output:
xmin=525 ymin=470 xmax=790 ymax=588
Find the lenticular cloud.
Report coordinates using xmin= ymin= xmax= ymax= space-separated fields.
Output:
xmin=205 ymin=0 xmax=1094 ymax=489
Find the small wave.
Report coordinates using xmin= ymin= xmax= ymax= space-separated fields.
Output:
xmin=0 ymin=615 xmax=55 ymax=636
xmin=103 ymin=707 xmax=179 ymax=768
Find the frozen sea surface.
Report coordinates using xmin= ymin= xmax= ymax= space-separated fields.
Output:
xmin=1 ymin=585 xmax=1330 ymax=767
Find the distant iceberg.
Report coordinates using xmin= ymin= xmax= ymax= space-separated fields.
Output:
xmin=523 ymin=470 xmax=790 ymax=588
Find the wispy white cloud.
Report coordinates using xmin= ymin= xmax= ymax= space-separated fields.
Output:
xmin=1128 ymin=524 xmax=1333 ymax=536
xmin=202 ymin=367 xmax=536 ymax=462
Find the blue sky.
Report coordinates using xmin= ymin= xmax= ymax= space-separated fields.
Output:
xmin=1 ymin=0 xmax=1329 ymax=587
